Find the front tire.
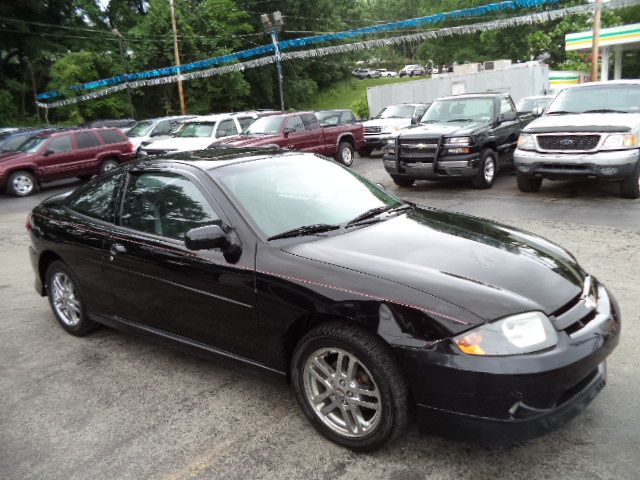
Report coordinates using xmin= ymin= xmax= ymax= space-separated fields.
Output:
xmin=619 ymin=165 xmax=640 ymax=199
xmin=7 ymin=170 xmax=37 ymax=197
xmin=516 ymin=172 xmax=542 ymax=192
xmin=391 ymin=175 xmax=414 ymax=187
xmin=471 ymin=149 xmax=497 ymax=189
xmin=291 ymin=322 xmax=409 ymax=451
xmin=46 ymin=260 xmax=98 ymax=336
xmin=335 ymin=141 xmax=355 ymax=166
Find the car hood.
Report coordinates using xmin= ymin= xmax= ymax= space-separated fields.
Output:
xmin=283 ymin=207 xmax=585 ymax=323
xmin=213 ymin=134 xmax=281 ymax=147
xmin=362 ymin=118 xmax=413 ymax=129
xmin=144 ymin=136 xmax=214 ymax=152
xmin=398 ymin=120 xmax=489 ymax=138
xmin=524 ymin=113 xmax=640 ymax=133
xmin=0 ymin=151 xmax=28 ymax=162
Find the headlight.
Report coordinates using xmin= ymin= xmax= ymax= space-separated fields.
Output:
xmin=444 ymin=136 xmax=471 ymax=145
xmin=517 ymin=133 xmax=536 ymax=150
xmin=384 ymin=138 xmax=396 ymax=154
xmin=601 ymin=133 xmax=638 ymax=150
xmin=453 ymin=311 xmax=558 ymax=356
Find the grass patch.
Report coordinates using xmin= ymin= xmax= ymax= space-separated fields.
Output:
xmin=302 ymin=76 xmax=418 ymax=112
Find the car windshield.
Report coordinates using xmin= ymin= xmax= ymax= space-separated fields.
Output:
xmin=18 ymin=137 xmax=47 ymax=153
xmin=547 ymin=84 xmax=640 ymax=114
xmin=1 ymin=135 xmax=31 ymax=152
xmin=377 ymin=105 xmax=416 ymax=119
xmin=127 ymin=121 xmax=154 ymax=137
xmin=421 ymin=98 xmax=494 ymax=122
xmin=215 ymin=156 xmax=403 ymax=238
xmin=177 ymin=122 xmax=216 ymax=138
xmin=244 ymin=116 xmax=284 ymax=135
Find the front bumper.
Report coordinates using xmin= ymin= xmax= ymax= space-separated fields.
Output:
xmin=383 ymin=153 xmax=480 ymax=180
xmin=363 ymin=134 xmax=393 ymax=149
xmin=514 ymin=148 xmax=640 ymax=180
xmin=394 ymin=281 xmax=620 ymax=443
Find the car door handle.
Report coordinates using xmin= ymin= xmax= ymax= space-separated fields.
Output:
xmin=109 ymin=243 xmax=127 ymax=257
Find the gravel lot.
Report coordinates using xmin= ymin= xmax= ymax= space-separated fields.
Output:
xmin=1 ymin=155 xmax=639 ymax=480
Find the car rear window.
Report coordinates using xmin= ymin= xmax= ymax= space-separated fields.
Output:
xmin=98 ymin=129 xmax=127 ymax=144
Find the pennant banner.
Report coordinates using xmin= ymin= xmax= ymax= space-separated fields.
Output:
xmin=36 ymin=0 xmax=637 ymax=109
xmin=36 ymin=0 xmax=563 ymax=101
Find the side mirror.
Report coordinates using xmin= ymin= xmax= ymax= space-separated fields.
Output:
xmin=498 ymin=111 xmax=517 ymax=123
xmin=43 ymin=149 xmax=55 ymax=157
xmin=283 ymin=126 xmax=296 ymax=136
xmin=185 ymin=224 xmax=230 ymax=251
xmin=411 ymin=115 xmax=420 ymax=125
xmin=532 ymin=106 xmax=545 ymax=117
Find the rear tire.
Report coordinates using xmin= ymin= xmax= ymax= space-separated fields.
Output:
xmin=516 ymin=172 xmax=542 ymax=192
xmin=291 ymin=322 xmax=409 ymax=452
xmin=45 ymin=260 xmax=99 ymax=336
xmin=619 ymin=165 xmax=640 ymax=199
xmin=471 ymin=149 xmax=497 ymax=189
xmin=391 ymin=176 xmax=414 ymax=187
xmin=357 ymin=147 xmax=373 ymax=158
xmin=335 ymin=141 xmax=355 ymax=166
xmin=99 ymin=158 xmax=119 ymax=174
xmin=6 ymin=170 xmax=37 ymax=197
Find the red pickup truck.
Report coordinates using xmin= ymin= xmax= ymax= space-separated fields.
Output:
xmin=0 ymin=127 xmax=135 ymax=197
xmin=212 ymin=111 xmax=365 ymax=166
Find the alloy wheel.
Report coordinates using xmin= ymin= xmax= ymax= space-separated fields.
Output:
xmin=342 ymin=146 xmax=353 ymax=165
xmin=484 ymin=157 xmax=495 ymax=183
xmin=303 ymin=347 xmax=382 ymax=438
xmin=51 ymin=272 xmax=81 ymax=326
xmin=12 ymin=175 xmax=34 ymax=196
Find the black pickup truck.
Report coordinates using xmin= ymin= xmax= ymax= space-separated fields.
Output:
xmin=383 ymin=93 xmax=524 ymax=189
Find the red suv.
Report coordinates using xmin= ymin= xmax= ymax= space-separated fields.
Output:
xmin=0 ymin=128 xmax=135 ymax=197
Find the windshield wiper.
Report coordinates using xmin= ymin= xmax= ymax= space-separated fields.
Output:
xmin=546 ymin=110 xmax=578 ymax=115
xmin=582 ymin=109 xmax=628 ymax=114
xmin=267 ymin=223 xmax=339 ymax=241
xmin=346 ymin=204 xmax=411 ymax=226
xmin=446 ymin=118 xmax=473 ymax=122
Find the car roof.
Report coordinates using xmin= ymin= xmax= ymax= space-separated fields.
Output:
xmin=436 ymin=92 xmax=504 ymax=101
xmin=133 ymin=147 xmax=312 ymax=173
xmin=563 ymin=80 xmax=640 ymax=89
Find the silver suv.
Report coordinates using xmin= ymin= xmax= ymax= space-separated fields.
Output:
xmin=514 ymin=81 xmax=640 ymax=198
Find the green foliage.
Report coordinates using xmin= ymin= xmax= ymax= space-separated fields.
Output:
xmin=351 ymin=92 xmax=369 ymax=120
xmin=0 ymin=90 xmax=19 ymax=125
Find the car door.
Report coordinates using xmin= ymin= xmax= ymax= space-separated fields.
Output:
xmin=494 ymin=96 xmax=519 ymax=162
xmin=282 ymin=115 xmax=307 ymax=151
xmin=103 ymin=167 xmax=259 ymax=359
xmin=37 ymin=134 xmax=77 ymax=181
xmin=73 ymin=131 xmax=103 ymax=175
xmin=301 ymin=114 xmax=326 ymax=154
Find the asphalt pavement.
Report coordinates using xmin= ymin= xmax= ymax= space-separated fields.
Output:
xmin=1 ymin=156 xmax=639 ymax=480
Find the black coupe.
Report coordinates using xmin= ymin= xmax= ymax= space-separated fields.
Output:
xmin=28 ymin=148 xmax=620 ymax=450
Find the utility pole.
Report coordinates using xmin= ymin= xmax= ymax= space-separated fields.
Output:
xmin=590 ymin=0 xmax=602 ymax=82
xmin=170 ymin=0 xmax=187 ymax=114
xmin=261 ymin=12 xmax=285 ymax=112
xmin=112 ymin=29 xmax=135 ymax=117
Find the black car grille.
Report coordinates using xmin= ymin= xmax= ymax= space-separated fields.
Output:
xmin=537 ymin=135 xmax=600 ymax=151
xmin=364 ymin=126 xmax=383 ymax=134
xmin=398 ymin=138 xmax=439 ymax=162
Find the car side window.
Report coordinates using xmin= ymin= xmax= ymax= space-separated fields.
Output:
xmin=98 ymin=129 xmax=127 ymax=144
xmin=286 ymin=116 xmax=305 ymax=132
xmin=301 ymin=114 xmax=320 ymax=131
xmin=217 ymin=119 xmax=239 ymax=138
xmin=414 ymin=106 xmax=427 ymax=118
xmin=340 ymin=111 xmax=355 ymax=124
xmin=75 ymin=132 xmax=101 ymax=149
xmin=47 ymin=135 xmax=73 ymax=154
xmin=238 ymin=117 xmax=255 ymax=131
xmin=120 ymin=172 xmax=220 ymax=241
xmin=500 ymin=97 xmax=515 ymax=114
xmin=152 ymin=121 xmax=172 ymax=136
xmin=67 ymin=172 xmax=123 ymax=222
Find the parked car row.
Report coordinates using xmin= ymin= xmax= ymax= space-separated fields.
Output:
xmin=362 ymin=81 xmax=639 ymax=199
